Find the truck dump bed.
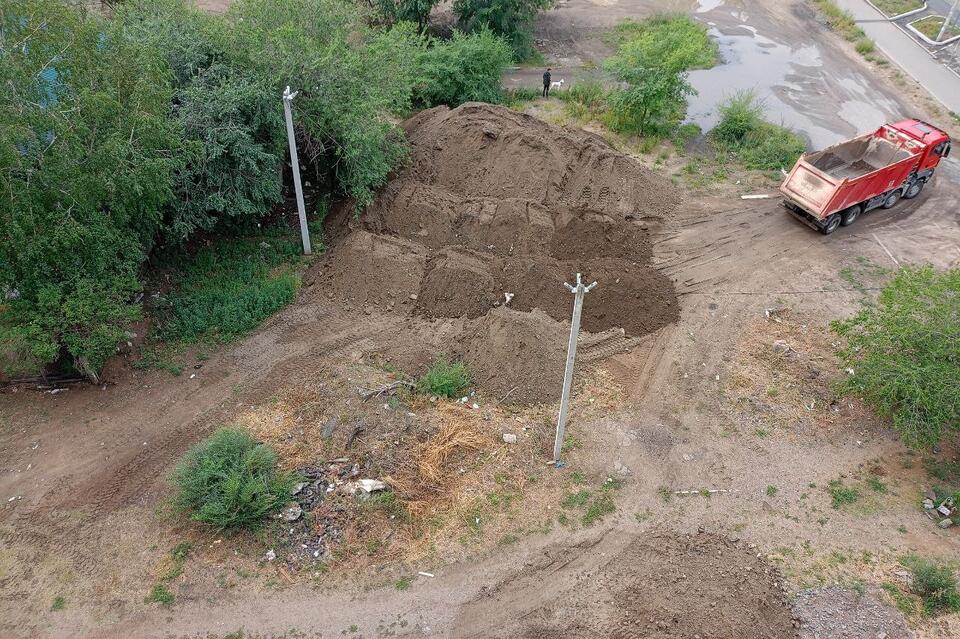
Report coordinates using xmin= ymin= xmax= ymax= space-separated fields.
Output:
xmin=780 ymin=126 xmax=922 ymax=220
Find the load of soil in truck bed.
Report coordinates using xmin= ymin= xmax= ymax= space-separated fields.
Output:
xmin=319 ymin=103 xmax=681 ymax=404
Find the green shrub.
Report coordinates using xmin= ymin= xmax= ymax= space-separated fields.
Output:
xmin=711 ymin=91 xmax=806 ymax=170
xmin=605 ymin=76 xmax=692 ymax=137
xmin=416 ymin=358 xmax=470 ymax=398
xmin=901 ymin=556 xmax=960 ymax=615
xmin=415 ymin=30 xmax=513 ymax=107
xmin=812 ymin=0 xmax=866 ymax=41
xmin=372 ymin=0 xmax=440 ymax=31
xmin=171 ymin=428 xmax=296 ymax=530
xmin=153 ymin=235 xmax=303 ymax=344
xmin=452 ymin=0 xmax=555 ymax=60
xmin=0 ymin=0 xmax=180 ymax=378
xmin=833 ymin=266 xmax=960 ymax=448
xmin=557 ymin=78 xmax=608 ymax=121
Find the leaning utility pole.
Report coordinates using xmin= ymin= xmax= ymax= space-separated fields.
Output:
xmin=282 ymin=86 xmax=312 ymax=256
xmin=939 ymin=0 xmax=960 ymax=42
xmin=552 ymin=273 xmax=597 ymax=465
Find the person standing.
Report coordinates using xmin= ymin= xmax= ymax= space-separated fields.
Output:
xmin=542 ymin=68 xmax=552 ymax=98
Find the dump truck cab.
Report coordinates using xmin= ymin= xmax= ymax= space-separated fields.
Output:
xmin=779 ymin=119 xmax=950 ymax=234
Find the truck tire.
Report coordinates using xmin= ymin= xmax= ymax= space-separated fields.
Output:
xmin=821 ymin=214 xmax=842 ymax=235
xmin=840 ymin=205 xmax=860 ymax=226
xmin=882 ymin=191 xmax=901 ymax=209
xmin=904 ymin=180 xmax=925 ymax=199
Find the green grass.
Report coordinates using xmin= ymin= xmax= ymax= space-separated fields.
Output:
xmin=710 ymin=91 xmax=806 ymax=171
xmin=866 ymin=477 xmax=888 ymax=493
xmin=901 ymin=556 xmax=960 ymax=615
xmin=911 ymin=15 xmax=960 ymax=41
xmin=395 ymin=576 xmax=413 ymax=591
xmin=854 ymin=37 xmax=875 ymax=54
xmin=152 ymin=234 xmax=304 ymax=345
xmin=582 ymin=491 xmax=615 ymax=526
xmin=812 ymin=0 xmax=867 ymax=41
xmin=555 ymin=78 xmax=608 ymax=123
xmin=766 ymin=485 xmax=779 ymax=497
xmin=872 ymin=0 xmax=923 ymax=17
xmin=561 ymin=435 xmax=582 ymax=453
xmin=144 ymin=583 xmax=174 ymax=606
xmin=828 ymin=479 xmax=861 ymax=508
xmin=561 ymin=489 xmax=592 ymax=508
xmin=51 ymin=596 xmax=65 ymax=611
xmin=882 ymin=581 xmax=919 ymax=617
xmin=607 ymin=14 xmax=718 ymax=70
xmin=416 ymin=358 xmax=470 ymax=398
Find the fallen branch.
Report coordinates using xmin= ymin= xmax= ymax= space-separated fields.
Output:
xmin=673 ymin=488 xmax=737 ymax=495
xmin=358 ymin=380 xmax=415 ymax=400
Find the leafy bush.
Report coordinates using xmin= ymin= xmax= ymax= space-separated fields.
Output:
xmin=901 ymin=556 xmax=960 ymax=615
xmin=118 ymin=0 xmax=286 ymax=243
xmin=415 ymin=30 xmax=512 ymax=107
xmin=605 ymin=75 xmax=692 ymax=136
xmin=710 ymin=91 xmax=806 ymax=170
xmin=855 ymin=37 xmax=876 ymax=54
xmin=417 ymin=358 xmax=470 ymax=398
xmin=171 ymin=428 xmax=295 ymax=530
xmin=154 ymin=235 xmax=303 ymax=344
xmin=452 ymin=0 xmax=555 ymax=60
xmin=833 ymin=266 xmax=960 ymax=448
xmin=0 ymin=0 xmax=180 ymax=378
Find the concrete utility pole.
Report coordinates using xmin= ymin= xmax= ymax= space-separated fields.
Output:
xmin=552 ymin=273 xmax=597 ymax=465
xmin=939 ymin=0 xmax=960 ymax=42
xmin=282 ymin=86 xmax=312 ymax=256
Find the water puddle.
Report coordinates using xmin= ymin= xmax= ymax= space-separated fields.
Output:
xmin=686 ymin=23 xmax=902 ymax=149
xmin=695 ymin=0 xmax=724 ymax=13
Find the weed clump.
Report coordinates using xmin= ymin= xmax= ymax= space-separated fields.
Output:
xmin=171 ymin=428 xmax=296 ymax=530
xmin=828 ymin=479 xmax=860 ymax=508
xmin=901 ymin=556 xmax=960 ymax=615
xmin=416 ymin=358 xmax=470 ymax=398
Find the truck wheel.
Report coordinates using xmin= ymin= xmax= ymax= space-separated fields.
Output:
xmin=882 ymin=191 xmax=901 ymax=209
xmin=840 ymin=205 xmax=860 ymax=226
xmin=904 ymin=180 xmax=924 ymax=199
xmin=821 ymin=214 xmax=842 ymax=235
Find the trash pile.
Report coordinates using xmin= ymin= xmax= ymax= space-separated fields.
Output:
xmin=265 ymin=459 xmax=392 ymax=567
xmin=923 ymin=490 xmax=956 ymax=529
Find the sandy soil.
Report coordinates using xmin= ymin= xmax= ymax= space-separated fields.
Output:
xmin=2 ymin=1 xmax=960 ymax=638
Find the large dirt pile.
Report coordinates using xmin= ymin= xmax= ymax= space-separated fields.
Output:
xmin=320 ymin=103 xmax=681 ymax=403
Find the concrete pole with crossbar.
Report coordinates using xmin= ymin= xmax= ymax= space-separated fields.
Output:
xmin=553 ymin=273 xmax=597 ymax=465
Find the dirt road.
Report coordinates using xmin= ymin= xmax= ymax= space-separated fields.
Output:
xmin=2 ymin=1 xmax=960 ymax=638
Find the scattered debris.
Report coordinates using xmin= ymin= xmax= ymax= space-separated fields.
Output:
xmin=938 ymin=519 xmax=953 ymax=529
xmin=740 ymin=194 xmax=772 ymax=199
xmin=673 ymin=488 xmax=736 ymax=495
xmin=502 ymin=433 xmax=518 ymax=444
xmin=281 ymin=503 xmax=303 ymax=522
xmin=418 ymin=571 xmax=435 ymax=578
xmin=265 ymin=549 xmax=277 ymax=561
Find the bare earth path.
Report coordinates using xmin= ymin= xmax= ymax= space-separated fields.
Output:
xmin=2 ymin=1 xmax=960 ymax=638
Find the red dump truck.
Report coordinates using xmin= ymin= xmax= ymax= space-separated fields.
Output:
xmin=779 ymin=120 xmax=951 ymax=234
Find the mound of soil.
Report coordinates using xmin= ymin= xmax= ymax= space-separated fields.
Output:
xmin=455 ymin=308 xmax=568 ymax=405
xmin=320 ymin=103 xmax=681 ymax=403
xmin=454 ymin=530 xmax=798 ymax=639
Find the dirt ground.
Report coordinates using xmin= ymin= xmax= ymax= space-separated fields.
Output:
xmin=2 ymin=1 xmax=960 ymax=638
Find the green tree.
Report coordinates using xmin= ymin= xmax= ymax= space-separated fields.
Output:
xmin=0 ymin=0 xmax=180 ymax=378
xmin=604 ymin=72 xmax=692 ymax=136
xmin=452 ymin=0 xmax=554 ymax=60
xmin=832 ymin=266 xmax=960 ymax=448
xmin=224 ymin=0 xmax=422 ymax=207
xmin=117 ymin=0 xmax=286 ymax=243
xmin=371 ymin=0 xmax=440 ymax=31
xmin=414 ymin=29 xmax=512 ymax=107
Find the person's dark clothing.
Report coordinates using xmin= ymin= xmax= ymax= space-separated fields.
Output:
xmin=543 ymin=70 xmax=551 ymax=97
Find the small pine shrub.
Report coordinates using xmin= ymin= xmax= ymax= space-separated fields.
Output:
xmin=902 ymin=556 xmax=960 ymax=615
xmin=171 ymin=428 xmax=295 ymax=530
xmin=416 ymin=358 xmax=470 ymax=398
